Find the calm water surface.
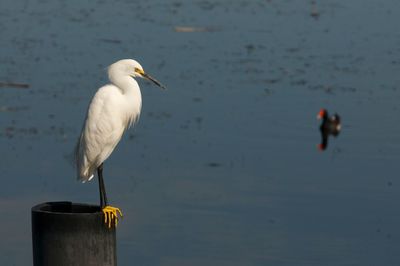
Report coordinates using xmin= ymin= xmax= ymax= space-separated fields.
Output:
xmin=1 ymin=0 xmax=400 ymax=265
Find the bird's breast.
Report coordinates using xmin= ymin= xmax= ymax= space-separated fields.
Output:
xmin=123 ymin=89 xmax=142 ymax=128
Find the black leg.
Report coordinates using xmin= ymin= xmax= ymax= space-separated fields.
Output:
xmin=97 ymin=163 xmax=108 ymax=208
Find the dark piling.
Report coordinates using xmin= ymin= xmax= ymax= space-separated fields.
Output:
xmin=32 ymin=201 xmax=116 ymax=266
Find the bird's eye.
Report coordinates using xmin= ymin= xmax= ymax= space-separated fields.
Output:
xmin=134 ymin=67 xmax=144 ymax=75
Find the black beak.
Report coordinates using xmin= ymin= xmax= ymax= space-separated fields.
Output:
xmin=143 ymin=72 xmax=167 ymax=90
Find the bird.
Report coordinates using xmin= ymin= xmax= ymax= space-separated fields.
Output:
xmin=75 ymin=59 xmax=166 ymax=228
xmin=317 ymin=108 xmax=341 ymax=150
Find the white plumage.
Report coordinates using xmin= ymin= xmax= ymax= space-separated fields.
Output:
xmin=75 ymin=59 xmax=165 ymax=183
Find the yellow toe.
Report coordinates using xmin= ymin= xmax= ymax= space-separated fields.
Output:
xmin=102 ymin=206 xmax=123 ymax=228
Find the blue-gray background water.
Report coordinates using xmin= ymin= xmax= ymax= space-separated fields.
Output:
xmin=1 ymin=0 xmax=400 ymax=265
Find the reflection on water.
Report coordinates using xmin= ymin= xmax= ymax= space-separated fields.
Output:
xmin=1 ymin=0 xmax=400 ymax=265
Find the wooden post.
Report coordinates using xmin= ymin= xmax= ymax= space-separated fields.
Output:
xmin=32 ymin=202 xmax=116 ymax=266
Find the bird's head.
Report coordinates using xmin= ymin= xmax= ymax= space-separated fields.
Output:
xmin=108 ymin=59 xmax=166 ymax=89
xmin=317 ymin=108 xmax=327 ymax=119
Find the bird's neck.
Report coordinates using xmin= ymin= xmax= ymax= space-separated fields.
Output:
xmin=110 ymin=75 xmax=140 ymax=95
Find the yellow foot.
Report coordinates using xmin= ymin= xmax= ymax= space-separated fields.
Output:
xmin=102 ymin=206 xmax=123 ymax=228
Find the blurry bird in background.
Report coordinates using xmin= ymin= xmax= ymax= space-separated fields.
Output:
xmin=317 ymin=108 xmax=341 ymax=151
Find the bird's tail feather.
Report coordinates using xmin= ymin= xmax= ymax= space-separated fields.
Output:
xmin=75 ymin=134 xmax=96 ymax=183
xmin=79 ymin=173 xmax=95 ymax=183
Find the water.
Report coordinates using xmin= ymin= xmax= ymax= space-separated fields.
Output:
xmin=1 ymin=0 xmax=400 ymax=265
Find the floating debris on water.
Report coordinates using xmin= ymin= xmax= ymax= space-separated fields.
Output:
xmin=174 ymin=26 xmax=218 ymax=32
xmin=98 ymin=38 xmax=122 ymax=44
xmin=0 ymin=106 xmax=30 ymax=112
xmin=0 ymin=82 xmax=30 ymax=89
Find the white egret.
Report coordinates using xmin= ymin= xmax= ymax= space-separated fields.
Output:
xmin=75 ymin=59 xmax=166 ymax=228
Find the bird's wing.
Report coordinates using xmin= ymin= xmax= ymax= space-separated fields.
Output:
xmin=76 ymin=85 xmax=127 ymax=181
